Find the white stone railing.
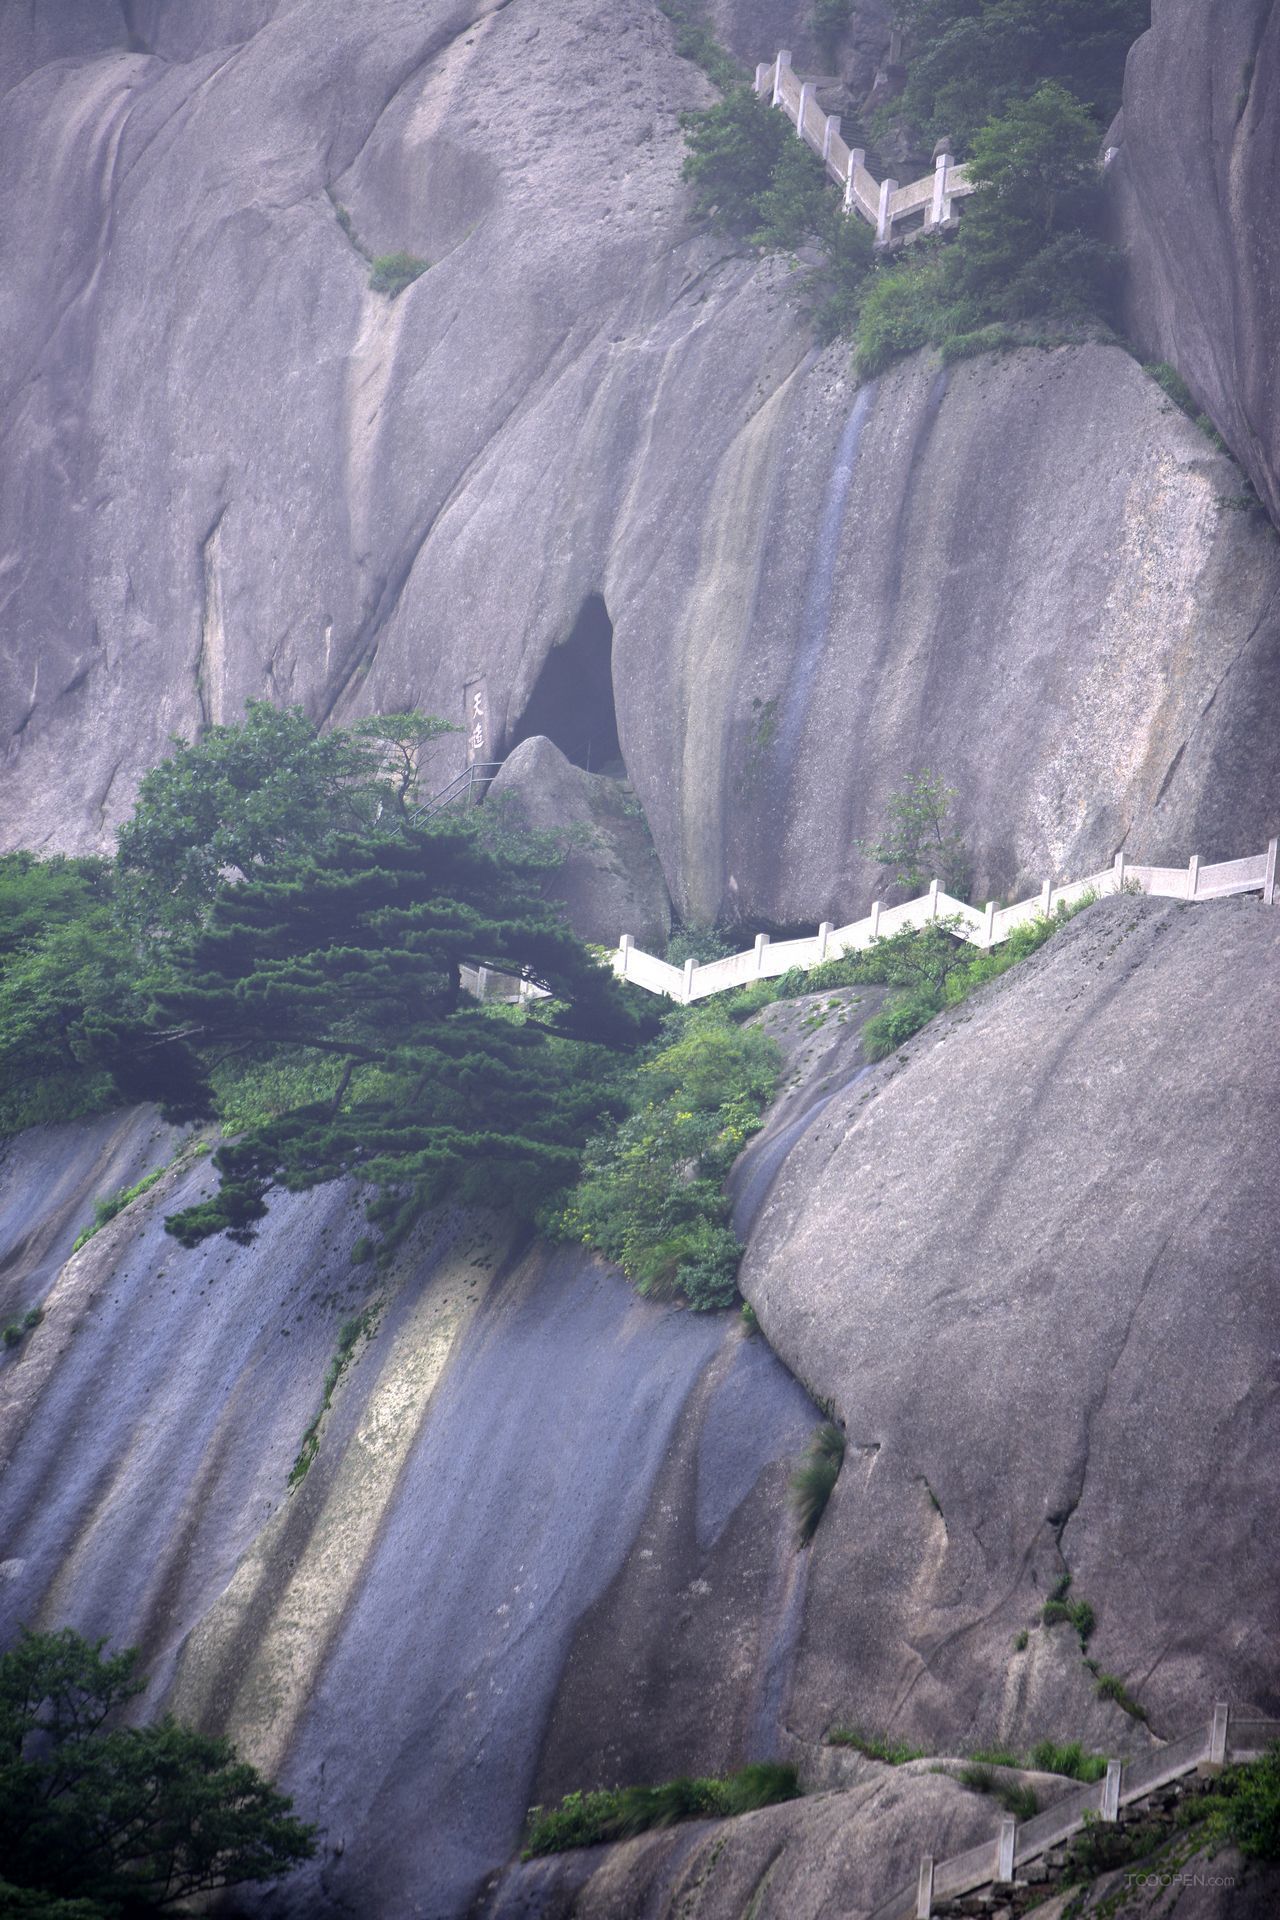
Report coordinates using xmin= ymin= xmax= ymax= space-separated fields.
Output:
xmin=869 ymin=1703 xmax=1280 ymax=1920
xmin=613 ymin=840 xmax=1279 ymax=1005
xmin=754 ymin=50 xmax=974 ymax=245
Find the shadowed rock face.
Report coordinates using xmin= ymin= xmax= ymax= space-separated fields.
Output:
xmin=741 ymin=897 xmax=1280 ymax=1755
xmin=0 ymin=1136 xmax=816 ymax=1920
xmin=4 ymin=4 xmax=1278 ymax=933
xmin=1111 ymin=0 xmax=1280 ymax=528
xmin=487 ymin=735 xmax=672 ymax=949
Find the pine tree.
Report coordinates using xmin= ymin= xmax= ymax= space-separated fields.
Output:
xmin=95 ymin=818 xmax=657 ymax=1254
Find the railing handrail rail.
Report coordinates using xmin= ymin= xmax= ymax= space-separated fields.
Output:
xmin=869 ymin=1703 xmax=1280 ymax=1920
xmin=613 ymin=840 xmax=1279 ymax=1005
xmin=755 ymin=50 xmax=977 ymax=245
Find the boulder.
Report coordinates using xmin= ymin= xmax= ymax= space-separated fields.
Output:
xmin=1110 ymin=0 xmax=1280 ymax=526
xmin=3 ymin=8 xmax=1279 ymax=940
xmin=487 ymin=735 xmax=671 ymax=950
xmin=741 ymin=895 xmax=1280 ymax=1752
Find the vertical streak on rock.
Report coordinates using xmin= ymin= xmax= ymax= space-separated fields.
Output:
xmin=168 ymin=1230 xmax=510 ymax=1777
xmin=195 ymin=509 xmax=226 ymax=731
xmin=676 ymin=381 xmax=794 ymax=924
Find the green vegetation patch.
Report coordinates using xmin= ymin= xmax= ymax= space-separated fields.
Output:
xmin=72 ymin=1164 xmax=170 ymax=1253
xmin=791 ymin=1420 xmax=846 ymax=1543
xmin=547 ymin=1007 xmax=779 ymax=1309
xmin=0 ymin=1627 xmax=315 ymax=1917
xmin=368 ymin=252 xmax=429 ymax=297
xmin=523 ymin=1762 xmax=800 ymax=1857
xmin=827 ymin=1728 xmax=930 ymax=1765
xmin=1 ymin=1307 xmax=43 ymax=1352
xmin=289 ymin=1306 xmax=380 ymax=1487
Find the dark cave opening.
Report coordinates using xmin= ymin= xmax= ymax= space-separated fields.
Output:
xmin=507 ymin=594 xmax=622 ymax=775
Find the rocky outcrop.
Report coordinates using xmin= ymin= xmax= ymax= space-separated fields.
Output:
xmin=482 ymin=1764 xmax=1004 ymax=1920
xmin=0 ymin=1131 xmax=815 ymax=1920
xmin=742 ymin=896 xmax=1280 ymax=1753
xmin=4 ymin=4 xmax=1278 ymax=934
xmin=487 ymin=735 xmax=671 ymax=949
xmin=1110 ymin=0 xmax=1280 ymax=527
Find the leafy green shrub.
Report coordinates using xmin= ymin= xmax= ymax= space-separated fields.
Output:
xmin=1092 ymin=1670 xmax=1148 ymax=1723
xmin=0 ymin=1627 xmax=315 ymax=1914
xmin=1196 ymin=1745 xmax=1280 ymax=1860
xmin=1041 ymin=1596 xmax=1096 ymax=1648
xmin=680 ymin=89 xmax=792 ymax=234
xmin=658 ymin=0 xmax=742 ymax=90
xmin=883 ymin=0 xmax=1147 ymax=155
xmin=72 ymin=1165 xmax=169 ymax=1253
xmin=551 ymin=1008 xmax=779 ymax=1310
xmin=523 ymin=1762 xmax=800 ymax=1857
xmin=861 ymin=989 xmax=942 ymax=1060
xmin=827 ymin=1728 xmax=928 ymax=1764
xmin=368 ymin=252 xmax=429 ymax=297
xmin=1012 ymin=1629 xmax=1029 ymax=1652
xmin=290 ymin=1308 xmax=379 ymax=1487
xmin=1028 ymin=1740 xmax=1107 ymax=1783
xmin=749 ymin=139 xmax=834 ymax=250
xmin=791 ymin=1421 xmax=846 ymax=1543
xmin=855 ymin=253 xmax=953 ymax=374
xmin=666 ymin=924 xmax=739 ymax=967
xmin=959 ymin=1764 xmax=1039 ymax=1820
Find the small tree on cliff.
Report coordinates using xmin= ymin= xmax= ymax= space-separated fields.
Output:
xmin=0 ymin=1628 xmax=315 ymax=1917
xmin=94 ymin=816 xmax=658 ymax=1256
xmin=858 ymin=769 xmax=972 ymax=900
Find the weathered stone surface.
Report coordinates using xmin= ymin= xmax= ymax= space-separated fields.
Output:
xmin=741 ymin=896 xmax=1280 ymax=1754
xmin=1110 ymin=0 xmax=1280 ymax=527
xmin=3 ymin=7 xmax=1278 ymax=937
xmin=481 ymin=1764 xmax=1001 ymax=1920
xmin=0 ymin=1106 xmax=179 ymax=1322
xmin=488 ymin=735 xmax=671 ymax=949
xmin=0 ymin=1133 xmax=815 ymax=1919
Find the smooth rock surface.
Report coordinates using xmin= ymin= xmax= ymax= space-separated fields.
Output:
xmin=481 ymin=1764 xmax=1001 ymax=1920
xmin=741 ymin=896 xmax=1280 ymax=1753
xmin=1112 ymin=0 xmax=1280 ymax=526
xmin=0 ymin=1134 xmax=816 ymax=1920
xmin=4 ymin=6 xmax=1279 ymax=932
xmin=487 ymin=735 xmax=672 ymax=949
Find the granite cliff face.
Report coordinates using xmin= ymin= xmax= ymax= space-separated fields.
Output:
xmin=4 ymin=899 xmax=1277 ymax=1920
xmin=3 ymin=0 xmax=1278 ymax=936
xmin=1112 ymin=0 xmax=1280 ymax=527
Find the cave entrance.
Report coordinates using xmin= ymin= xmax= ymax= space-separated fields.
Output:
xmin=508 ymin=594 xmax=622 ymax=775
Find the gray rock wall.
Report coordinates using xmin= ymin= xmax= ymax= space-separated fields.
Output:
xmin=1111 ymin=0 xmax=1280 ymax=526
xmin=741 ymin=897 xmax=1280 ymax=1753
xmin=3 ymin=2 xmax=1277 ymax=936
xmin=0 ymin=1128 xmax=815 ymax=1920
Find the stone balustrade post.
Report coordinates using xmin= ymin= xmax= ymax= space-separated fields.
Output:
xmin=796 ymin=81 xmax=811 ymax=138
xmin=877 ymin=176 xmax=898 ymax=245
xmin=772 ymin=49 xmax=791 ymax=106
xmin=869 ymin=899 xmax=882 ymax=938
xmin=915 ymin=1855 xmax=934 ymax=1920
xmin=618 ymin=933 xmax=633 ymax=978
xmin=818 ymin=920 xmax=833 ymax=959
xmin=997 ymin=1816 xmax=1016 ymax=1881
xmin=1188 ymin=853 xmax=1201 ymax=898
xmin=1114 ymin=850 xmax=1127 ymax=892
xmin=927 ymin=878 xmax=939 ymax=919
xmin=754 ymin=62 xmax=770 ymax=95
xmin=1266 ymin=835 xmax=1278 ymax=905
xmin=930 ymin=152 xmax=951 ymax=229
xmin=475 ymin=965 xmax=489 ymax=1003
xmin=1040 ymin=878 xmax=1053 ymax=915
xmin=1101 ymin=1759 xmax=1123 ymax=1821
xmin=823 ymin=113 xmax=840 ymax=162
xmin=982 ymin=901 xmax=996 ymax=945
xmin=754 ymin=932 xmax=770 ymax=976
xmin=1209 ymin=1702 xmax=1229 ymax=1767
xmin=682 ymin=957 xmax=696 ymax=1003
